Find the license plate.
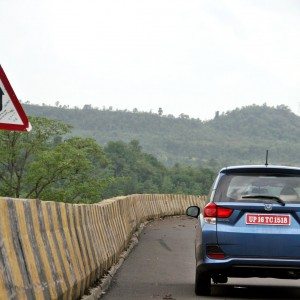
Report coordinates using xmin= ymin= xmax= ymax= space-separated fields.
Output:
xmin=246 ymin=213 xmax=291 ymax=226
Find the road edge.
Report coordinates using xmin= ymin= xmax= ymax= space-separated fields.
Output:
xmin=81 ymin=221 xmax=149 ymax=300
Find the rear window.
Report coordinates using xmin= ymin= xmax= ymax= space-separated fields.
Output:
xmin=214 ymin=174 xmax=300 ymax=203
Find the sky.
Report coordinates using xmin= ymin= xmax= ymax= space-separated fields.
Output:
xmin=1 ymin=0 xmax=300 ymax=120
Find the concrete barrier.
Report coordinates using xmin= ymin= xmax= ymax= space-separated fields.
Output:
xmin=0 ymin=194 xmax=206 ymax=299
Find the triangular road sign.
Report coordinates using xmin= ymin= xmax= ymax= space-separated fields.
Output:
xmin=0 ymin=65 xmax=31 ymax=131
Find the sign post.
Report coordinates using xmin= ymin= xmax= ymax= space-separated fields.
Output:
xmin=0 ymin=65 xmax=31 ymax=131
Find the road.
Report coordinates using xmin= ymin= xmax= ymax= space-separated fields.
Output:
xmin=102 ymin=216 xmax=300 ymax=300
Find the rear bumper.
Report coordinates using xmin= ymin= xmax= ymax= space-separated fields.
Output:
xmin=197 ymin=257 xmax=300 ymax=279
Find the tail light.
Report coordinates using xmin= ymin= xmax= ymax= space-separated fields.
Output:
xmin=204 ymin=202 xmax=233 ymax=224
xmin=206 ymin=245 xmax=226 ymax=260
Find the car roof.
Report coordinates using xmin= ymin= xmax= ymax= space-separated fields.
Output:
xmin=220 ymin=165 xmax=300 ymax=175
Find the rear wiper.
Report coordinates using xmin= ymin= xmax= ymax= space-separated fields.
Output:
xmin=242 ymin=195 xmax=285 ymax=206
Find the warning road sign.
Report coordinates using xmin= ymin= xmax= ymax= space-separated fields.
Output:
xmin=0 ymin=65 xmax=31 ymax=131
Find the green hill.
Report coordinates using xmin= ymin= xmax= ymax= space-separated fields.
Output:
xmin=23 ymin=103 xmax=300 ymax=167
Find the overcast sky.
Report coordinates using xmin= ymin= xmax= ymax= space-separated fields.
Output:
xmin=1 ymin=0 xmax=300 ymax=120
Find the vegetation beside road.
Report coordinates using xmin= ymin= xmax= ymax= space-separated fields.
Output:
xmin=0 ymin=117 xmax=215 ymax=203
xmin=3 ymin=103 xmax=298 ymax=203
xmin=24 ymin=103 xmax=300 ymax=167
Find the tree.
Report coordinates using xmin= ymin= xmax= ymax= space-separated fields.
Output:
xmin=0 ymin=117 xmax=111 ymax=202
xmin=179 ymin=113 xmax=189 ymax=119
xmin=0 ymin=117 xmax=70 ymax=197
xmin=103 ymin=140 xmax=167 ymax=197
xmin=26 ymin=138 xmax=110 ymax=202
xmin=83 ymin=104 xmax=92 ymax=110
xmin=129 ymin=140 xmax=142 ymax=152
xmin=158 ymin=107 xmax=163 ymax=116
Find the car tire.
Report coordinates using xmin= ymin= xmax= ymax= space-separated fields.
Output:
xmin=195 ymin=269 xmax=211 ymax=296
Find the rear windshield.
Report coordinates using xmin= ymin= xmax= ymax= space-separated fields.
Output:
xmin=214 ymin=174 xmax=300 ymax=203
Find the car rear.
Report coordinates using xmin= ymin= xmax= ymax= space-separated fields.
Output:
xmin=191 ymin=165 xmax=300 ymax=295
xmin=214 ymin=166 xmax=300 ymax=261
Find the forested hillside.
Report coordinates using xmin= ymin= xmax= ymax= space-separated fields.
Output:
xmin=0 ymin=118 xmax=215 ymax=202
xmin=23 ymin=104 xmax=300 ymax=167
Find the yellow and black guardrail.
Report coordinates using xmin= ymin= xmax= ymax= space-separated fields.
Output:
xmin=0 ymin=194 xmax=206 ymax=299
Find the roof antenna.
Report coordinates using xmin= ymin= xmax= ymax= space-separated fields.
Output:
xmin=265 ymin=150 xmax=269 ymax=167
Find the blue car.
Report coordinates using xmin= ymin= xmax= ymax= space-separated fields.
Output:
xmin=186 ymin=165 xmax=300 ymax=296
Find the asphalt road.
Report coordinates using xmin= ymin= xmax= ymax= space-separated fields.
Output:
xmin=102 ymin=216 xmax=300 ymax=300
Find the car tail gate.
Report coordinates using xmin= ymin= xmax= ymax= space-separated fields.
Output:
xmin=216 ymin=202 xmax=300 ymax=258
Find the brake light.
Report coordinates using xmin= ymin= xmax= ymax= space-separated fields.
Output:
xmin=217 ymin=206 xmax=234 ymax=218
xmin=204 ymin=203 xmax=233 ymax=218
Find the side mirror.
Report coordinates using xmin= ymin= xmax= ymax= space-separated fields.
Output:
xmin=186 ymin=206 xmax=200 ymax=218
